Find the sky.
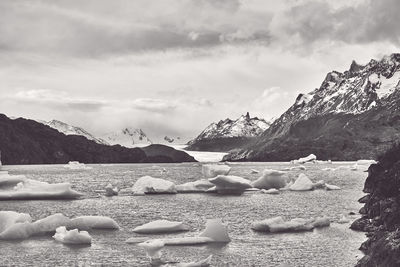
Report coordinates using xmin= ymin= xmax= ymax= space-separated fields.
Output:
xmin=0 ymin=0 xmax=399 ymax=142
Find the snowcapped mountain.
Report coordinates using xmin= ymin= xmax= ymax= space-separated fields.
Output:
xmin=101 ymin=128 xmax=152 ymax=148
xmin=190 ymin=112 xmax=271 ymax=142
xmin=225 ymin=53 xmax=400 ymax=161
xmin=42 ymin=120 xmax=108 ymax=145
xmin=269 ymin=53 xmax=400 ymax=138
xmin=186 ymin=113 xmax=272 ymax=152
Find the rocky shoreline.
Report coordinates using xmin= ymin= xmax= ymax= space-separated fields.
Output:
xmin=351 ymin=144 xmax=400 ymax=266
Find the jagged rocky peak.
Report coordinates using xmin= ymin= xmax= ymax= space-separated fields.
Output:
xmin=189 ymin=112 xmax=272 ymax=143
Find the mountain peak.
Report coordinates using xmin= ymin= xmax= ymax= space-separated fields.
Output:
xmin=188 ymin=113 xmax=271 ymax=144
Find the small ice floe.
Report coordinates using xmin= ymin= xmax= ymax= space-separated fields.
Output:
xmin=337 ymin=215 xmax=350 ymax=224
xmin=250 ymin=169 xmax=259 ymax=174
xmin=251 ymin=169 xmax=287 ymax=190
xmin=260 ymin=188 xmax=280 ymax=194
xmin=325 ymin=183 xmax=341 ymax=190
xmin=132 ymin=176 xmax=177 ymax=194
xmin=130 ymin=218 xmax=230 ymax=246
xmin=138 ymin=238 xmax=213 ymax=266
xmin=251 ymin=216 xmax=330 ymax=233
xmin=176 ymin=179 xmax=215 ymax=193
xmin=133 ymin=220 xmax=190 ymax=234
xmin=202 ymin=164 xmax=231 ymax=178
xmin=208 ymin=175 xmax=252 ymax=195
xmin=289 ymin=174 xmax=314 ymax=191
xmin=64 ymin=161 xmax=92 ymax=170
xmin=0 ymin=176 xmax=83 ymax=200
xmin=105 ymin=183 xmax=119 ymax=197
xmin=293 ymin=154 xmax=317 ymax=164
xmin=0 ymin=211 xmax=119 ymax=240
xmin=53 ymin=226 xmax=92 ymax=245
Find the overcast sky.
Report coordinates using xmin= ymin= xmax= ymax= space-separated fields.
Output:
xmin=0 ymin=0 xmax=399 ymax=141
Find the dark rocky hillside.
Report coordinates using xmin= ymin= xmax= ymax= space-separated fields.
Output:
xmin=0 ymin=114 xmax=195 ymax=164
xmin=351 ymin=143 xmax=400 ymax=266
xmin=141 ymin=144 xmax=196 ymax=162
xmin=225 ymin=54 xmax=400 ymax=161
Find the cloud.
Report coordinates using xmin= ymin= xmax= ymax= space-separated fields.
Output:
xmin=270 ymin=0 xmax=400 ymax=48
xmin=10 ymin=89 xmax=107 ymax=112
xmin=131 ymin=98 xmax=177 ymax=113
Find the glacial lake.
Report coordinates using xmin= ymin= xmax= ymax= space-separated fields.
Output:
xmin=0 ymin=162 xmax=367 ymax=266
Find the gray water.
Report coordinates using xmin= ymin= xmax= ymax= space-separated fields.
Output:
xmin=0 ymin=162 xmax=367 ymax=266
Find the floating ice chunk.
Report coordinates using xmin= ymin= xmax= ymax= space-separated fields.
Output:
xmin=53 ymin=226 xmax=92 ymax=245
xmin=250 ymin=169 xmax=259 ymax=174
xmin=133 ymin=220 xmax=189 ymax=234
xmin=251 ymin=216 xmax=330 ymax=233
xmin=209 ymin=175 xmax=252 ymax=195
xmin=295 ymin=154 xmax=317 ymax=164
xmin=289 ymin=174 xmax=314 ymax=191
xmin=0 ymin=177 xmax=83 ymax=200
xmin=176 ymin=180 xmax=215 ymax=193
xmin=202 ymin=164 xmax=231 ymax=178
xmin=138 ymin=239 xmax=165 ymax=260
xmin=260 ymin=188 xmax=280 ymax=194
xmin=350 ymin=164 xmax=358 ymax=171
xmin=125 ymin=237 xmax=150 ymax=244
xmin=0 ymin=212 xmax=118 ymax=240
xmin=251 ymin=169 xmax=287 ymax=190
xmin=133 ymin=190 xmax=145 ymax=196
xmin=351 ymin=160 xmax=377 ymax=171
xmin=283 ymin=165 xmax=307 ymax=171
xmin=199 ymin=219 xmax=230 ymax=242
xmin=132 ymin=176 xmax=177 ymax=194
xmin=161 ymin=236 xmax=213 ymax=245
xmin=105 ymin=183 xmax=118 ymax=197
xmin=70 ymin=216 xmax=120 ymax=230
xmin=0 ymin=211 xmax=31 ymax=233
xmin=325 ymin=183 xmax=341 ymax=190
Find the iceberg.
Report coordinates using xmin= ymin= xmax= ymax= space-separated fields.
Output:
xmin=325 ymin=183 xmax=341 ymax=190
xmin=138 ymin=239 xmax=165 ymax=260
xmin=69 ymin=216 xmax=120 ymax=230
xmin=176 ymin=179 xmax=215 ymax=193
xmin=338 ymin=215 xmax=350 ymax=224
xmin=133 ymin=220 xmax=189 ymax=234
xmin=64 ymin=161 xmax=92 ymax=170
xmin=0 ymin=177 xmax=83 ymax=200
xmin=53 ymin=226 xmax=92 ymax=245
xmin=202 ymin=164 xmax=231 ymax=178
xmin=199 ymin=219 xmax=231 ymax=242
xmin=283 ymin=166 xmax=307 ymax=171
xmin=250 ymin=169 xmax=260 ymax=174
xmin=251 ymin=216 xmax=330 ymax=233
xmin=0 ymin=211 xmax=119 ymax=240
xmin=251 ymin=169 xmax=287 ymax=190
xmin=294 ymin=154 xmax=317 ymax=164
xmin=351 ymin=160 xmax=377 ymax=171
xmin=289 ymin=174 xmax=314 ymax=191
xmin=209 ymin=175 xmax=252 ymax=194
xmin=132 ymin=176 xmax=177 ymax=194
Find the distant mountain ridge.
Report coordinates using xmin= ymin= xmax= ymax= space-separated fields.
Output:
xmin=225 ymin=53 xmax=400 ymax=161
xmin=0 ymin=114 xmax=196 ymax=164
xmin=101 ymin=128 xmax=152 ymax=148
xmin=186 ymin=112 xmax=272 ymax=152
xmin=42 ymin=119 xmax=108 ymax=145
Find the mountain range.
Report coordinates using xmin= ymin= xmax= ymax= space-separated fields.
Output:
xmin=224 ymin=53 xmax=400 ymax=161
xmin=186 ymin=112 xmax=271 ymax=152
xmin=0 ymin=114 xmax=195 ymax=164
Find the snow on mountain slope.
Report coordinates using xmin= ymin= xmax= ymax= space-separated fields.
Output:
xmin=268 ymin=53 xmax=400 ymax=138
xmin=43 ymin=120 xmax=108 ymax=145
xmin=189 ymin=112 xmax=271 ymax=144
xmin=101 ymin=128 xmax=152 ymax=148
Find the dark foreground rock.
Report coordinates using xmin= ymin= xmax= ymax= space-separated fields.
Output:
xmin=353 ymin=144 xmax=400 ymax=267
xmin=0 ymin=114 xmax=196 ymax=164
